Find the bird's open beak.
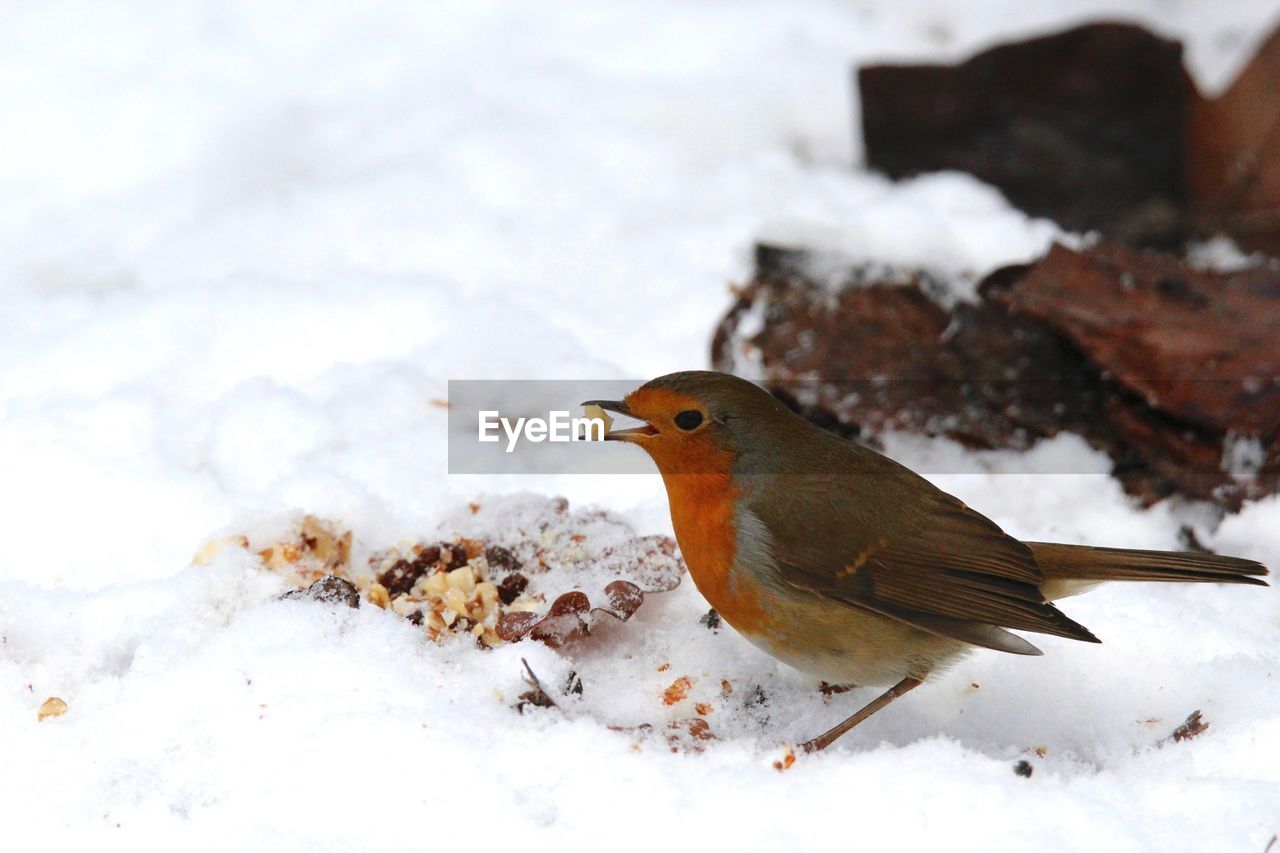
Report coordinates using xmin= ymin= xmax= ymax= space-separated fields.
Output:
xmin=580 ymin=399 xmax=658 ymax=442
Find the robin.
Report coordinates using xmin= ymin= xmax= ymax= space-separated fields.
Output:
xmin=585 ymin=371 xmax=1269 ymax=751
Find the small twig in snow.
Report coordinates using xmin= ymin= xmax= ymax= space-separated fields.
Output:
xmin=516 ymin=658 xmax=559 ymax=712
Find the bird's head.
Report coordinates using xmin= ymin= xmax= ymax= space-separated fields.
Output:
xmin=583 ymin=370 xmax=799 ymax=476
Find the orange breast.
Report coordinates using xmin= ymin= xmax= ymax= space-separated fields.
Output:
xmin=662 ymin=471 xmax=774 ymax=635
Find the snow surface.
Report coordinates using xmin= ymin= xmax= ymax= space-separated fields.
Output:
xmin=2 ymin=1 xmax=1279 ymax=849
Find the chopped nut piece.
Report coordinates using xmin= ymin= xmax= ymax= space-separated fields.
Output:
xmin=236 ymin=497 xmax=685 ymax=651
xmin=367 ymin=584 xmax=391 ymax=609
xmin=484 ymin=545 xmax=521 ymax=572
xmin=300 ymin=515 xmax=352 ymax=570
xmin=419 ymin=571 xmax=448 ymax=598
xmin=38 ymin=697 xmax=67 ymax=721
xmin=446 ymin=566 xmax=476 ymax=594
xmin=476 ymin=582 xmax=500 ymax=607
xmin=443 ymin=587 xmax=469 ymax=616
xmin=495 ymin=572 xmax=529 ymax=605
xmin=505 ymin=598 xmax=543 ymax=613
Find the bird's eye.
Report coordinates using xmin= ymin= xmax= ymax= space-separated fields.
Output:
xmin=674 ymin=410 xmax=704 ymax=430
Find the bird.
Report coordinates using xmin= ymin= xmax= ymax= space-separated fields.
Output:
xmin=584 ymin=370 xmax=1269 ymax=751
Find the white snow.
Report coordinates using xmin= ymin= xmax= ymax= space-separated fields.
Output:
xmin=2 ymin=1 xmax=1279 ymax=849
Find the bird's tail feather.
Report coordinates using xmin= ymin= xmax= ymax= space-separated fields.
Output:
xmin=1028 ymin=542 xmax=1269 ymax=587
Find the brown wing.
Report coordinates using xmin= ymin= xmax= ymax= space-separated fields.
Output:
xmin=749 ymin=456 xmax=1099 ymax=655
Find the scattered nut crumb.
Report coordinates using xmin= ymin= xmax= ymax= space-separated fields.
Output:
xmin=191 ymin=535 xmax=249 ymax=566
xmin=38 ymin=697 xmax=67 ymax=721
xmin=663 ymin=675 xmax=693 ymax=705
xmin=255 ymin=516 xmax=351 ymax=584
xmin=773 ymin=746 xmax=796 ymax=771
xmin=1166 ymin=710 xmax=1209 ymax=744
xmin=683 ymin=718 xmax=713 ymax=741
xmin=496 ymin=571 xmax=529 ymax=605
xmin=694 ymin=702 xmax=713 ymax=716
xmin=229 ymin=500 xmax=685 ymax=652
xmin=664 ymin=718 xmax=715 ymax=751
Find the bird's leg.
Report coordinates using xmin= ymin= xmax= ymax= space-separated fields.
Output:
xmin=800 ymin=675 xmax=924 ymax=753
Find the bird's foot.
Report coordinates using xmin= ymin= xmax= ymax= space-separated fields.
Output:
xmin=818 ymin=681 xmax=857 ymax=698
